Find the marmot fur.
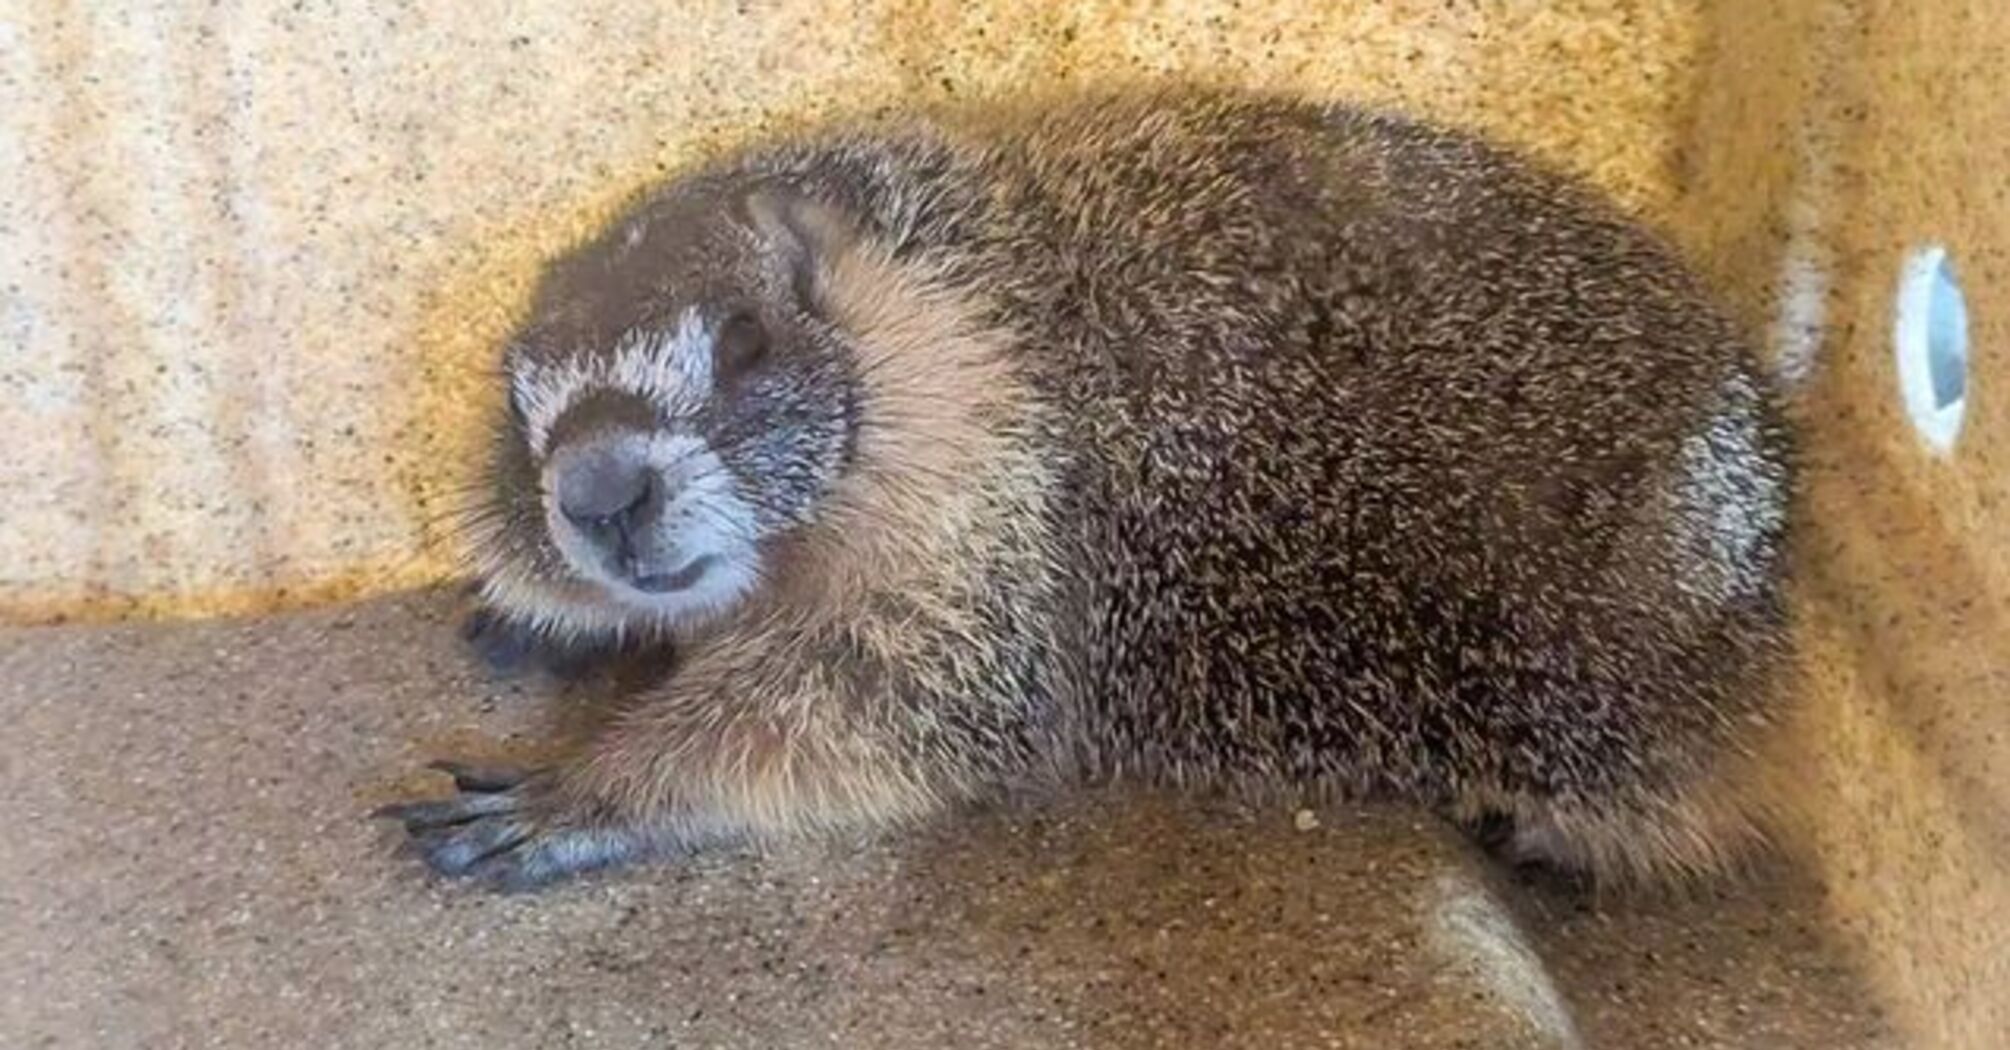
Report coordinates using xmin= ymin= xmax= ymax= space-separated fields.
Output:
xmin=381 ymin=84 xmax=1796 ymax=892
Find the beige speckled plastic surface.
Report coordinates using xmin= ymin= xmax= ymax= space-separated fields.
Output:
xmin=4 ymin=1 xmax=2007 ymax=1046
xmin=0 ymin=0 xmax=1697 ymax=622
xmin=1651 ymin=5 xmax=2010 ymax=1046
xmin=1735 ymin=5 xmax=2010 ymax=1045
xmin=0 ymin=591 xmax=1893 ymax=1049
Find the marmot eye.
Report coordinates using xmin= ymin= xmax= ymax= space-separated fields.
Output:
xmin=715 ymin=311 xmax=768 ymax=381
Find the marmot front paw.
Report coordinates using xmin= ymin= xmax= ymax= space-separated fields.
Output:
xmin=375 ymin=761 xmax=644 ymax=892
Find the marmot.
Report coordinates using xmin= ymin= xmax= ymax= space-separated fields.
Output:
xmin=380 ymin=84 xmax=1796 ymax=892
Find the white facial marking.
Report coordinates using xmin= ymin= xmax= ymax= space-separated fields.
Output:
xmin=513 ymin=308 xmax=715 ymax=455
xmin=540 ymin=431 xmax=762 ymax=626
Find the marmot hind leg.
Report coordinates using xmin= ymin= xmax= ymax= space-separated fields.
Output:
xmin=1455 ymin=765 xmax=1782 ymax=890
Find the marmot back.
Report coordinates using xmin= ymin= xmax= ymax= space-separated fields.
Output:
xmin=386 ymin=85 xmax=1795 ymax=892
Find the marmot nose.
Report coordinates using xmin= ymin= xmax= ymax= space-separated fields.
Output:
xmin=555 ymin=447 xmax=654 ymax=533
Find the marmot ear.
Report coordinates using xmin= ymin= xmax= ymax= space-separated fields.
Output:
xmin=742 ymin=184 xmax=857 ymax=314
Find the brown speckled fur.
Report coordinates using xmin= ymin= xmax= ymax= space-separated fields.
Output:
xmin=391 ymin=84 xmax=1795 ymax=892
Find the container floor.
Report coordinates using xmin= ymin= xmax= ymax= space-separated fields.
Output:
xmin=0 ymin=590 xmax=1893 ymax=1049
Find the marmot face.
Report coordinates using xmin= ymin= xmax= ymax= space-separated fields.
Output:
xmin=466 ymin=181 xmax=864 ymax=639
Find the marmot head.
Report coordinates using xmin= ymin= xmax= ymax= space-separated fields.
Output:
xmin=467 ymin=178 xmax=868 ymax=639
